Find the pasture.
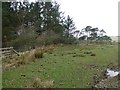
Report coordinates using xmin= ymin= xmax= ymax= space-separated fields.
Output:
xmin=2 ymin=44 xmax=118 ymax=88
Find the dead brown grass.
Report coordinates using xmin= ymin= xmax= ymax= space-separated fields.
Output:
xmin=3 ymin=45 xmax=56 ymax=70
xmin=4 ymin=50 xmax=36 ymax=70
xmin=34 ymin=48 xmax=44 ymax=58
xmin=29 ymin=77 xmax=54 ymax=88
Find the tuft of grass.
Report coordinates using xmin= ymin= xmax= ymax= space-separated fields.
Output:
xmin=84 ymin=51 xmax=92 ymax=54
xmin=90 ymin=53 xmax=96 ymax=56
xmin=3 ymin=50 xmax=36 ymax=70
xmin=29 ymin=77 xmax=54 ymax=88
xmin=73 ymin=54 xmax=85 ymax=57
xmin=24 ymin=51 xmax=36 ymax=63
xmin=35 ymin=50 xmax=44 ymax=58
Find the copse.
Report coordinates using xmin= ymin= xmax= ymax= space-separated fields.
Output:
xmin=3 ymin=1 xmax=111 ymax=51
xmin=2 ymin=1 xmax=77 ymax=51
xmin=74 ymin=26 xmax=112 ymax=44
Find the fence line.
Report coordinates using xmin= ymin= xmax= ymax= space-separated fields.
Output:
xmin=0 ymin=47 xmax=19 ymax=59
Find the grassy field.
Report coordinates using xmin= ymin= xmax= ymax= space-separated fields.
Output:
xmin=2 ymin=44 xmax=118 ymax=88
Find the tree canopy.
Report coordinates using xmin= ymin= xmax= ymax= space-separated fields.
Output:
xmin=2 ymin=1 xmax=112 ymax=49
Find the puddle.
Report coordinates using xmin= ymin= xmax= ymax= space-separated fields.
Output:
xmin=93 ymin=68 xmax=119 ymax=88
xmin=106 ymin=68 xmax=119 ymax=78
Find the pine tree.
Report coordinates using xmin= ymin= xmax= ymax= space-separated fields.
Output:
xmin=64 ymin=15 xmax=76 ymax=37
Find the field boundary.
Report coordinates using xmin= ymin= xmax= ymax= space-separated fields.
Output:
xmin=0 ymin=47 xmax=19 ymax=59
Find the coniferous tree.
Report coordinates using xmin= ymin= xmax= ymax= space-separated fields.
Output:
xmin=64 ymin=15 xmax=76 ymax=37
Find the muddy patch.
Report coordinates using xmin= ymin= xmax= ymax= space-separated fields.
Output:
xmin=92 ymin=68 xmax=120 ymax=88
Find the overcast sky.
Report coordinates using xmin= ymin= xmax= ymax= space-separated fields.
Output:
xmin=19 ymin=0 xmax=119 ymax=36
xmin=57 ymin=0 xmax=119 ymax=36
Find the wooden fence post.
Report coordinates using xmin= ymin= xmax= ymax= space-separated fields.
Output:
xmin=0 ymin=47 xmax=20 ymax=59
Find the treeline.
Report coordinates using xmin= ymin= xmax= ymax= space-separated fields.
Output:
xmin=74 ymin=26 xmax=112 ymax=44
xmin=2 ymin=1 xmax=112 ymax=51
xmin=2 ymin=1 xmax=76 ymax=51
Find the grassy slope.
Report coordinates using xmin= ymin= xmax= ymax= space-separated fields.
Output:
xmin=2 ymin=45 xmax=118 ymax=88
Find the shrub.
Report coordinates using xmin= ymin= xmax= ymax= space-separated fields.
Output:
xmin=84 ymin=51 xmax=92 ymax=54
xmin=35 ymin=30 xmax=61 ymax=46
xmin=24 ymin=51 xmax=36 ymax=62
xmin=10 ymin=31 xmax=36 ymax=52
xmin=58 ymin=36 xmax=78 ymax=44
xmin=35 ymin=50 xmax=44 ymax=58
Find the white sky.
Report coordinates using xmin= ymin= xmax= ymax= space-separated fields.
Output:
xmin=57 ymin=0 xmax=119 ymax=36
xmin=20 ymin=0 xmax=119 ymax=36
